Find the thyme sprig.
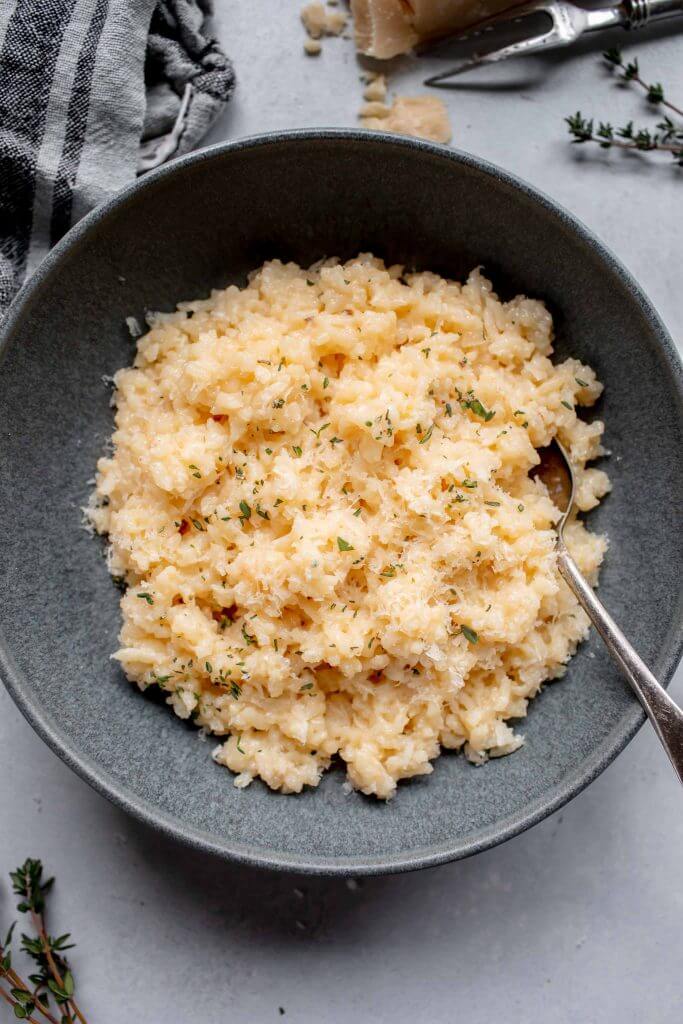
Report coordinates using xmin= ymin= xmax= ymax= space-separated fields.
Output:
xmin=566 ymin=51 xmax=683 ymax=166
xmin=1 ymin=860 xmax=88 ymax=1023
xmin=603 ymin=48 xmax=683 ymax=118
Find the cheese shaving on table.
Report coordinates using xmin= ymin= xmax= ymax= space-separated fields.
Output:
xmin=359 ymin=93 xmax=452 ymax=143
xmin=90 ymin=255 xmax=610 ymax=800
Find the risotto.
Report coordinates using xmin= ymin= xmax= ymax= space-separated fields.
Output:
xmin=89 ymin=255 xmax=610 ymax=799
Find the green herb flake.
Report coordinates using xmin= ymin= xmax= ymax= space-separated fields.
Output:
xmin=463 ymin=397 xmax=495 ymax=422
xmin=561 ymin=400 xmax=573 ymax=410
xmin=575 ymin=377 xmax=589 ymax=388
xmin=241 ymin=623 xmax=257 ymax=646
xmin=137 ymin=592 xmax=154 ymax=605
xmin=353 ymin=507 xmax=362 ymax=517
xmin=292 ymin=445 xmax=303 ymax=458
xmin=236 ymin=735 xmax=245 ymax=754
xmin=445 ymin=403 xmax=453 ymax=417
xmin=239 ymin=500 xmax=251 ymax=520
xmin=418 ymin=424 xmax=434 ymax=445
xmin=323 ymin=376 xmax=330 ymax=389
xmin=460 ymin=625 xmax=479 ymax=644
xmin=484 ymin=501 xmax=501 ymax=507
xmin=300 ymin=682 xmax=314 ymax=691
xmin=337 ymin=537 xmax=354 ymax=552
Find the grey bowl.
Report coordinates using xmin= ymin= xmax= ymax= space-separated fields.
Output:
xmin=1 ymin=130 xmax=682 ymax=875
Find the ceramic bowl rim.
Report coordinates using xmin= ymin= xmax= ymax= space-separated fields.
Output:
xmin=1 ymin=128 xmax=682 ymax=876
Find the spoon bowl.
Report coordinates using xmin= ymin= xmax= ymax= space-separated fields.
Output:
xmin=535 ymin=439 xmax=683 ymax=784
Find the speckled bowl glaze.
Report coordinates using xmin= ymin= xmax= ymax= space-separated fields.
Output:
xmin=1 ymin=131 xmax=681 ymax=875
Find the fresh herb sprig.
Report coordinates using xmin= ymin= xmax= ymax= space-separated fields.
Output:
xmin=603 ymin=48 xmax=683 ymax=118
xmin=1 ymin=860 xmax=88 ymax=1023
xmin=565 ymin=51 xmax=683 ymax=167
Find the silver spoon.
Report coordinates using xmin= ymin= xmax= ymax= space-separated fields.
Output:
xmin=535 ymin=440 xmax=683 ymax=784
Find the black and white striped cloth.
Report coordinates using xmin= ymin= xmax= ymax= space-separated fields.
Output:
xmin=0 ymin=0 xmax=235 ymax=314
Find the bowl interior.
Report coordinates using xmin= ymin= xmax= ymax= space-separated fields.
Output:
xmin=0 ymin=132 xmax=681 ymax=873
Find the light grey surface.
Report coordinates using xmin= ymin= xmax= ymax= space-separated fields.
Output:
xmin=1 ymin=3 xmax=682 ymax=1021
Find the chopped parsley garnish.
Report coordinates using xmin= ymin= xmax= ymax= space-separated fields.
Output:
xmin=353 ymin=507 xmax=362 ymax=516
xmin=265 ymin=447 xmax=273 ymax=455
xmin=575 ymin=377 xmax=589 ymax=387
xmin=418 ymin=424 xmax=434 ymax=445
xmin=445 ymin=403 xmax=453 ymax=416
xmin=241 ymin=623 xmax=257 ymax=645
xmin=239 ymin=500 xmax=251 ymax=520
xmin=189 ymin=464 xmax=202 ymax=478
xmin=561 ymin=400 xmax=573 ymax=410
xmin=300 ymin=682 xmax=314 ymax=691
xmin=518 ymin=503 xmax=525 ymax=512
xmin=272 ymin=398 xmax=285 ymax=409
xmin=136 ymin=592 xmax=154 ymax=605
xmin=190 ymin=518 xmax=205 ymax=531
xmin=205 ymin=661 xmax=212 ymax=673
xmin=256 ymin=506 xmax=270 ymax=520
xmin=236 ymin=735 xmax=245 ymax=754
xmin=231 ymin=682 xmax=241 ymax=700
xmin=330 ymin=436 xmax=343 ymax=446
xmin=463 ymin=397 xmax=495 ymax=422
xmin=337 ymin=537 xmax=354 ymax=552
xmin=462 ymin=479 xmax=478 ymax=489
xmin=460 ymin=625 xmax=479 ymax=644
xmin=311 ymin=423 xmax=330 ymax=439
xmin=292 ymin=445 xmax=302 ymax=457
xmin=323 ymin=376 xmax=330 ymax=389
xmin=484 ymin=500 xmax=501 ymax=507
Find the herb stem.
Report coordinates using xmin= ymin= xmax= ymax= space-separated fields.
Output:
xmin=575 ymin=132 xmax=682 ymax=154
xmin=1 ymin=962 xmax=60 ymax=1024
xmin=31 ymin=912 xmax=86 ymax=1024
xmin=0 ymin=983 xmax=42 ymax=1023
xmin=633 ymin=73 xmax=683 ymax=117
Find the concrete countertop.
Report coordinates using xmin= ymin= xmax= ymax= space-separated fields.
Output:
xmin=1 ymin=3 xmax=681 ymax=1021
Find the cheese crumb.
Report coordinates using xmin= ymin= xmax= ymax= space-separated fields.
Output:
xmin=360 ymin=94 xmax=452 ymax=144
xmin=301 ymin=1 xmax=348 ymax=41
xmin=363 ymin=72 xmax=388 ymax=103
xmin=304 ymin=37 xmax=323 ymax=55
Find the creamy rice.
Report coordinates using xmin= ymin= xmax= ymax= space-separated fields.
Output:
xmin=89 ymin=255 xmax=610 ymax=799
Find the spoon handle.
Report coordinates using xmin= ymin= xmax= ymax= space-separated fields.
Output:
xmin=557 ymin=545 xmax=683 ymax=785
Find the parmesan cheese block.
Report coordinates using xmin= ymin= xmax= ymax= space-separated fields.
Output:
xmin=352 ymin=0 xmax=518 ymax=58
xmin=90 ymin=256 xmax=609 ymax=800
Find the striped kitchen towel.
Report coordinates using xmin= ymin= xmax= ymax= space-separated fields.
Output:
xmin=0 ymin=0 xmax=235 ymax=314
